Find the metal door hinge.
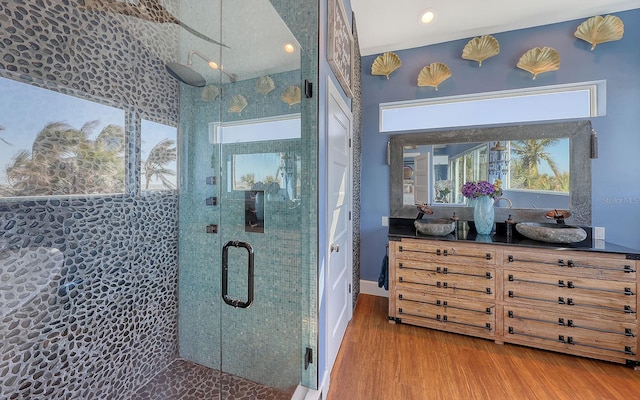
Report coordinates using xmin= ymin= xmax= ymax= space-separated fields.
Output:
xmin=304 ymin=347 xmax=313 ymax=370
xmin=348 ymin=283 xmax=351 ymax=293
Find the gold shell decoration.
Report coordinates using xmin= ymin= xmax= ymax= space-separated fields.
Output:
xmin=574 ymin=15 xmax=624 ymax=51
xmin=256 ymin=76 xmax=275 ymax=95
xmin=281 ymin=85 xmax=301 ymax=106
xmin=516 ymin=47 xmax=560 ymax=80
xmin=461 ymin=35 xmax=500 ymax=66
xmin=200 ymin=84 xmax=220 ymax=102
xmin=371 ymin=52 xmax=402 ymax=79
xmin=417 ymin=62 xmax=451 ymax=90
xmin=228 ymin=95 xmax=247 ymax=114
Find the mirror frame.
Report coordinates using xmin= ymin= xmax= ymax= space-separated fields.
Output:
xmin=389 ymin=121 xmax=592 ymax=225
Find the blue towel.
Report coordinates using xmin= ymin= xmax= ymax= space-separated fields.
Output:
xmin=378 ymin=254 xmax=389 ymax=290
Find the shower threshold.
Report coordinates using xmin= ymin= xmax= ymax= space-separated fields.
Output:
xmin=133 ymin=358 xmax=292 ymax=400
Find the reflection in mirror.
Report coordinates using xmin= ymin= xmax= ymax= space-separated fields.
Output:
xmin=390 ymin=121 xmax=592 ymax=225
xmin=403 ymin=138 xmax=570 ymax=208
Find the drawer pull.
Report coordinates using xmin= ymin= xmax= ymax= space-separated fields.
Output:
xmin=399 ymin=246 xmax=403 ymax=252
xmin=485 ymin=288 xmax=492 ymax=295
xmin=558 ymin=318 xmax=564 ymax=326
xmin=399 ymin=263 xmax=403 ymax=269
xmin=485 ymin=253 xmax=492 ymax=260
xmin=625 ymin=287 xmax=634 ymax=296
xmin=436 ymin=249 xmax=441 ymax=256
xmin=508 ymin=327 xmax=514 ymax=334
xmin=508 ymin=291 xmax=514 ymax=298
xmin=558 ymin=297 xmax=565 ymax=304
xmin=625 ymin=346 xmax=635 ymax=356
xmin=567 ymin=281 xmax=575 ymax=289
xmin=625 ymin=328 xmax=635 ymax=337
xmin=567 ymin=337 xmax=575 ymax=345
xmin=485 ymin=323 xmax=492 ymax=331
xmin=508 ymin=255 xmax=514 ymax=262
xmin=486 ymin=307 xmax=492 ymax=315
xmin=436 ymin=299 xmax=441 ymax=306
xmin=508 ymin=311 xmax=514 ymax=318
xmin=567 ymin=319 xmax=574 ymax=327
xmin=437 ymin=281 xmax=441 ymax=288
xmin=436 ymin=314 xmax=441 ymax=321
xmin=558 ymin=280 xmax=565 ymax=287
xmin=399 ymin=277 xmax=404 ymax=282
xmin=443 ymin=300 xmax=448 ymax=307
xmin=567 ymin=298 xmax=574 ymax=305
xmin=398 ymin=294 xmax=403 ymax=300
xmin=624 ymin=265 xmax=634 ymax=273
xmin=485 ymin=272 xmax=492 ymax=279
xmin=558 ymin=259 xmax=565 ymax=267
xmin=567 ymin=260 xmax=575 ymax=268
xmin=443 ymin=249 xmax=448 ymax=256
xmin=558 ymin=335 xmax=565 ymax=343
xmin=508 ymin=274 xmax=514 ymax=281
xmin=624 ymin=306 xmax=636 ymax=314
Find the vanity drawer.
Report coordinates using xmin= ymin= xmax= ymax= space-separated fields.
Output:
xmin=503 ymin=249 xmax=636 ymax=282
xmin=504 ymin=270 xmax=636 ymax=319
xmin=395 ymin=288 xmax=496 ymax=337
xmin=505 ymin=305 xmax=637 ymax=362
xmin=396 ymin=239 xmax=497 ymax=267
xmin=397 ymin=264 xmax=496 ymax=299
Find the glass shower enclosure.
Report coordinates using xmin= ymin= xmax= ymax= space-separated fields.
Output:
xmin=175 ymin=0 xmax=309 ymax=397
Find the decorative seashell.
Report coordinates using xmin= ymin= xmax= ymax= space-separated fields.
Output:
xmin=417 ymin=62 xmax=451 ymax=90
xmin=516 ymin=47 xmax=560 ymax=80
xmin=200 ymin=84 xmax=220 ymax=102
xmin=371 ymin=52 xmax=402 ymax=79
xmin=281 ymin=86 xmax=301 ymax=106
xmin=461 ymin=35 xmax=500 ymax=66
xmin=256 ymin=76 xmax=275 ymax=95
xmin=228 ymin=95 xmax=247 ymax=114
xmin=574 ymin=15 xmax=624 ymax=51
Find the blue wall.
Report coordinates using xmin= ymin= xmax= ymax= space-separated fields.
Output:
xmin=359 ymin=9 xmax=640 ymax=282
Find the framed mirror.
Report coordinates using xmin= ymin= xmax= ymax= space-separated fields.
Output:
xmin=389 ymin=121 xmax=593 ymax=225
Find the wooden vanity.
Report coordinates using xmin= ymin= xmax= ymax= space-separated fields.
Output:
xmin=388 ymin=224 xmax=640 ymax=366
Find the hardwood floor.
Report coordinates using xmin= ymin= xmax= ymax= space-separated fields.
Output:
xmin=327 ymin=294 xmax=640 ymax=400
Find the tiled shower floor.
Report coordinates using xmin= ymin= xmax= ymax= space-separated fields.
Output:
xmin=132 ymin=359 xmax=292 ymax=400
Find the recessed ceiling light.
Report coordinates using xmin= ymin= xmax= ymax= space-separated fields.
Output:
xmin=284 ymin=43 xmax=296 ymax=53
xmin=419 ymin=8 xmax=436 ymax=24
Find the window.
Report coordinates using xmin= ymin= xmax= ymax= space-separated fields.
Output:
xmin=141 ymin=119 xmax=177 ymax=191
xmin=0 ymin=77 xmax=126 ymax=197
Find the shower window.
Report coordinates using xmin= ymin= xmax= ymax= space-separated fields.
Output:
xmin=0 ymin=76 xmax=126 ymax=198
xmin=141 ymin=119 xmax=178 ymax=191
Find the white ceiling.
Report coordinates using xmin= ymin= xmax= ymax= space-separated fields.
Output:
xmin=351 ymin=0 xmax=640 ymax=56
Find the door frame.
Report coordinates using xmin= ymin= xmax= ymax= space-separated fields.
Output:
xmin=324 ymin=76 xmax=354 ymax=374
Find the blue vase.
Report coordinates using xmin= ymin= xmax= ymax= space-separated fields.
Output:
xmin=473 ymin=196 xmax=495 ymax=235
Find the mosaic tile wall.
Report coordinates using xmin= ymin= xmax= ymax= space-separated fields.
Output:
xmin=0 ymin=192 xmax=179 ymax=399
xmin=0 ymin=1 xmax=182 ymax=399
xmin=351 ymin=13 xmax=362 ymax=305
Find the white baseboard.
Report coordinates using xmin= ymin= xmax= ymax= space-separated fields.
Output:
xmin=292 ymin=371 xmax=328 ymax=400
xmin=359 ymin=279 xmax=389 ymax=298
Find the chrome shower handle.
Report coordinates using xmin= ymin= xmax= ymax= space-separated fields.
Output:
xmin=222 ymin=240 xmax=254 ymax=309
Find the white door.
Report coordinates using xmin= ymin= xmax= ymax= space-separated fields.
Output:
xmin=413 ymin=153 xmax=430 ymax=204
xmin=326 ymin=78 xmax=353 ymax=371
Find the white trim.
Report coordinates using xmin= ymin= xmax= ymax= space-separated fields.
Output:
xmin=379 ymin=81 xmax=606 ymax=133
xmin=208 ymin=113 xmax=301 ymax=144
xmin=292 ymin=372 xmax=329 ymax=400
xmin=360 ymin=279 xmax=389 ymax=298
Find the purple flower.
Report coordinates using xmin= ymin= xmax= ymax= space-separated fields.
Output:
xmin=461 ymin=180 xmax=502 ymax=199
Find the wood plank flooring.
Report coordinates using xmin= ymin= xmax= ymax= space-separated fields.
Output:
xmin=327 ymin=294 xmax=640 ymax=400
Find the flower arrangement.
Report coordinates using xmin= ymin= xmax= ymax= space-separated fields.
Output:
xmin=434 ymin=179 xmax=453 ymax=202
xmin=461 ymin=179 xmax=502 ymax=199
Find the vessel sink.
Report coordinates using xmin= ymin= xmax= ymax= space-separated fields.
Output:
xmin=414 ymin=219 xmax=456 ymax=236
xmin=515 ymin=222 xmax=587 ymax=244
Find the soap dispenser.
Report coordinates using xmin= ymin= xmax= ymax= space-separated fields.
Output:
xmin=505 ymin=214 xmax=515 ymax=240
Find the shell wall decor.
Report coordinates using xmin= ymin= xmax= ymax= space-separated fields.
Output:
xmin=461 ymin=35 xmax=500 ymax=66
xmin=574 ymin=15 xmax=624 ymax=51
xmin=371 ymin=52 xmax=402 ymax=79
xmin=281 ymin=85 xmax=301 ymax=106
xmin=229 ymin=94 xmax=248 ymax=114
xmin=200 ymin=84 xmax=220 ymax=102
xmin=517 ymin=47 xmax=560 ymax=80
xmin=256 ymin=75 xmax=275 ymax=95
xmin=417 ymin=62 xmax=451 ymax=90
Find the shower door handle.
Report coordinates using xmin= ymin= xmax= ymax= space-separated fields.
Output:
xmin=222 ymin=240 xmax=254 ymax=308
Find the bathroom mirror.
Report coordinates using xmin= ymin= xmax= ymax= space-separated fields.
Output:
xmin=389 ymin=121 xmax=593 ymax=225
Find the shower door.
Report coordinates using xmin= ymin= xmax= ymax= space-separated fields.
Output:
xmin=177 ymin=0 xmax=305 ymax=398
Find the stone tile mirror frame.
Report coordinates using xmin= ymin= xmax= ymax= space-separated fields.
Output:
xmin=389 ymin=120 xmax=593 ymax=226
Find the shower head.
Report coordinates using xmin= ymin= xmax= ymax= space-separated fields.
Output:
xmin=165 ymin=50 xmax=238 ymax=87
xmin=165 ymin=62 xmax=206 ymax=87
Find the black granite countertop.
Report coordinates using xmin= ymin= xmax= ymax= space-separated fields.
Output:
xmin=389 ymin=218 xmax=640 ymax=258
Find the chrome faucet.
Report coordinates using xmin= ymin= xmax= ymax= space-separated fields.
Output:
xmin=494 ymin=197 xmax=513 ymax=208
